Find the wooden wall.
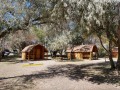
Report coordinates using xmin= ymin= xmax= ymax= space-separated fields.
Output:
xmin=112 ymin=52 xmax=118 ymax=58
xmin=67 ymin=52 xmax=96 ymax=60
xmin=22 ymin=45 xmax=46 ymax=60
xmin=22 ymin=53 xmax=26 ymax=60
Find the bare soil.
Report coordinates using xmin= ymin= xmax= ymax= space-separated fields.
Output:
xmin=0 ymin=57 xmax=120 ymax=90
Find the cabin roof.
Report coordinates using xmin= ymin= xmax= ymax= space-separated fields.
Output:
xmin=66 ymin=45 xmax=98 ymax=53
xmin=22 ymin=44 xmax=48 ymax=53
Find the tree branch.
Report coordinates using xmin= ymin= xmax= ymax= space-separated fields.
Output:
xmin=98 ymin=35 xmax=109 ymax=53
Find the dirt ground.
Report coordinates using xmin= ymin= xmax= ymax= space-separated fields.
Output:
xmin=0 ymin=57 xmax=120 ymax=90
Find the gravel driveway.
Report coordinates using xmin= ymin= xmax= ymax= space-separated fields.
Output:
xmin=0 ymin=58 xmax=120 ymax=90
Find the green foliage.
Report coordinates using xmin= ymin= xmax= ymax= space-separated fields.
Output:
xmin=70 ymin=31 xmax=84 ymax=45
xmin=32 ymin=26 xmax=46 ymax=44
xmin=99 ymin=47 xmax=106 ymax=57
xmin=48 ymin=31 xmax=71 ymax=50
xmin=0 ymin=0 xmax=119 ymax=50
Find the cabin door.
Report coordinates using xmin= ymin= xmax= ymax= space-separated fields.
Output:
xmin=36 ymin=49 xmax=41 ymax=59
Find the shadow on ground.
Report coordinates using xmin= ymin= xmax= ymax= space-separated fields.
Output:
xmin=0 ymin=55 xmax=22 ymax=63
xmin=0 ymin=62 xmax=120 ymax=90
xmin=0 ymin=55 xmax=51 ymax=64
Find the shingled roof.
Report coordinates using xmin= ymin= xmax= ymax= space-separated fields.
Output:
xmin=66 ymin=45 xmax=98 ymax=53
xmin=22 ymin=44 xmax=48 ymax=53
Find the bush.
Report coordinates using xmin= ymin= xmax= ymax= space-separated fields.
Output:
xmin=98 ymin=47 xmax=106 ymax=58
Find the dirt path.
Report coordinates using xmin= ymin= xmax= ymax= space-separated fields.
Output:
xmin=0 ymin=58 xmax=120 ymax=90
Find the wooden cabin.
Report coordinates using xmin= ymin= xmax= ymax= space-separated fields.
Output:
xmin=22 ymin=44 xmax=48 ymax=60
xmin=112 ymin=47 xmax=118 ymax=58
xmin=66 ymin=45 xmax=98 ymax=60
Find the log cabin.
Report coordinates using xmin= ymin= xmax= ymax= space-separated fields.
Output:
xmin=66 ymin=45 xmax=98 ymax=60
xmin=22 ymin=44 xmax=48 ymax=60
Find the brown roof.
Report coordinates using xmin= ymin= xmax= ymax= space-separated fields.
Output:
xmin=112 ymin=47 xmax=118 ymax=52
xmin=66 ymin=45 xmax=98 ymax=53
xmin=22 ymin=44 xmax=48 ymax=53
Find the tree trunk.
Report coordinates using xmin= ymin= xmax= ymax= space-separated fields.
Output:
xmin=109 ymin=53 xmax=116 ymax=69
xmin=116 ymin=39 xmax=120 ymax=70
xmin=116 ymin=26 xmax=120 ymax=70
xmin=108 ymin=40 xmax=116 ymax=69
xmin=98 ymin=35 xmax=115 ymax=69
